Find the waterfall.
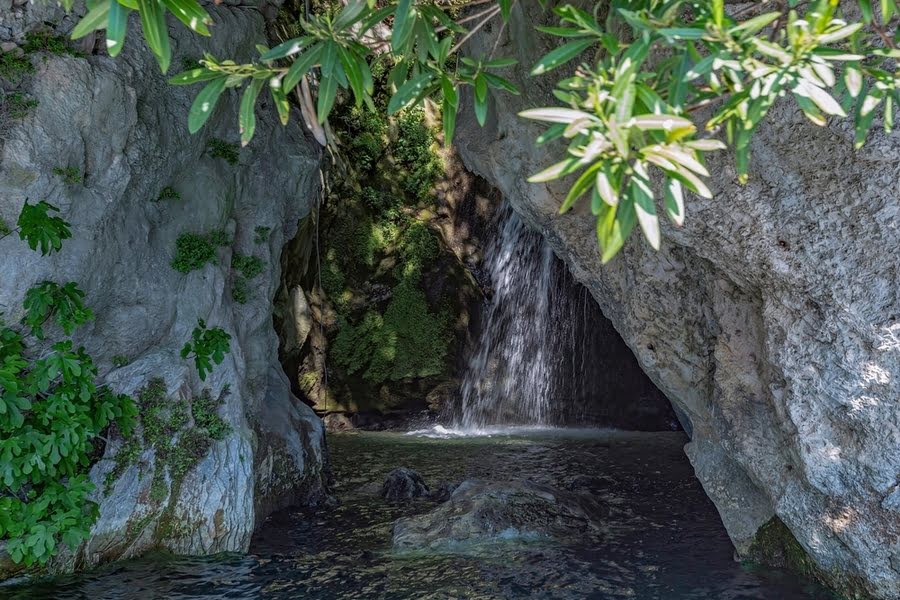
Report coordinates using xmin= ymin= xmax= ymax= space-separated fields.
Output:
xmin=456 ymin=205 xmax=592 ymax=428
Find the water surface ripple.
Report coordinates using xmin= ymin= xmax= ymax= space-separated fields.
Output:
xmin=1 ymin=430 xmax=838 ymax=599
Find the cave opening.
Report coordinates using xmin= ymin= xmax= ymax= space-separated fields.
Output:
xmin=273 ymin=187 xmax=681 ymax=435
xmin=445 ymin=203 xmax=682 ymax=434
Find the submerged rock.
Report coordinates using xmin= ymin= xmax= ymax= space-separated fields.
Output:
xmin=429 ymin=480 xmax=459 ymax=503
xmin=381 ymin=468 xmax=430 ymax=502
xmin=392 ymin=479 xmax=606 ymax=551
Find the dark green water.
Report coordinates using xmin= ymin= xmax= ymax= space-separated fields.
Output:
xmin=1 ymin=429 xmax=838 ymax=599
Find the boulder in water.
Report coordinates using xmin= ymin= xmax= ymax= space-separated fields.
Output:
xmin=392 ymin=479 xmax=606 ymax=551
xmin=429 ymin=480 xmax=459 ymax=503
xmin=381 ymin=468 xmax=430 ymax=502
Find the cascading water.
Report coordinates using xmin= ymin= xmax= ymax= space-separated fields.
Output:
xmin=444 ymin=203 xmax=678 ymax=433
xmin=455 ymin=205 xmax=594 ymax=429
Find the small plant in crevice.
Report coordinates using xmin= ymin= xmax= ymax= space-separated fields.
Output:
xmin=112 ymin=354 xmax=130 ymax=368
xmin=230 ymin=253 xmax=265 ymax=305
xmin=22 ymin=31 xmax=83 ymax=57
xmin=253 ymin=226 xmax=270 ymax=244
xmin=0 ymin=53 xmax=33 ymax=82
xmin=170 ymin=229 xmax=230 ymax=274
xmin=156 ymin=186 xmax=181 ymax=202
xmin=192 ymin=388 xmax=232 ymax=441
xmin=231 ymin=276 xmax=250 ymax=305
xmin=107 ymin=379 xmax=231 ymax=503
xmin=53 ymin=166 xmax=83 ymax=185
xmin=208 ymin=228 xmax=231 ymax=247
xmin=232 ymin=253 xmax=264 ymax=279
xmin=171 ymin=232 xmax=216 ymax=273
xmin=181 ymin=319 xmax=231 ymax=381
xmin=1 ymin=92 xmax=39 ymax=119
xmin=207 ymin=138 xmax=239 ymax=165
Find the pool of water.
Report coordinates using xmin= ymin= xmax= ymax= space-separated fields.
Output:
xmin=1 ymin=429 xmax=838 ymax=599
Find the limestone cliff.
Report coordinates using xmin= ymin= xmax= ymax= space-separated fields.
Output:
xmin=0 ymin=3 xmax=326 ymax=577
xmin=455 ymin=5 xmax=900 ymax=599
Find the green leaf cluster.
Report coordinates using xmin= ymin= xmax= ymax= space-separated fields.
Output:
xmin=171 ymin=231 xmax=229 ymax=273
xmin=64 ymin=1 xmax=900 ymax=263
xmin=22 ymin=31 xmax=83 ymax=57
xmin=0 ymin=203 xmax=136 ymax=568
xmin=1 ymin=92 xmax=39 ymax=120
xmin=17 ymin=201 xmax=72 ymax=256
xmin=180 ymin=319 xmax=231 ymax=381
xmin=155 ymin=186 xmax=181 ymax=202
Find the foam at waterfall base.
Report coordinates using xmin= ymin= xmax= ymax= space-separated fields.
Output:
xmin=406 ymin=424 xmax=620 ymax=439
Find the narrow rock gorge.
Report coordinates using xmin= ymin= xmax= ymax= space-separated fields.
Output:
xmin=0 ymin=2 xmax=898 ymax=599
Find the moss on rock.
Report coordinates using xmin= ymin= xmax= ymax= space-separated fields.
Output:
xmin=745 ymin=516 xmax=874 ymax=600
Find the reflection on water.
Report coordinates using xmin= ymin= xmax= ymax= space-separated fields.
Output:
xmin=1 ymin=430 xmax=838 ymax=599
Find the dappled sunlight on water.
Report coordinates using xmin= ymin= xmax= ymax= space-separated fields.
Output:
xmin=1 ymin=430 xmax=838 ymax=599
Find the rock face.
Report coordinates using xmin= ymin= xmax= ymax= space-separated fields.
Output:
xmin=455 ymin=5 xmax=900 ymax=599
xmin=0 ymin=5 xmax=326 ymax=578
xmin=392 ymin=479 xmax=606 ymax=551
xmin=381 ymin=468 xmax=430 ymax=502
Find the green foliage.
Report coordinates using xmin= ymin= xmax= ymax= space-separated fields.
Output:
xmin=112 ymin=355 xmax=130 ymax=368
xmin=394 ymin=108 xmax=443 ymax=199
xmin=0 ymin=201 xmax=137 ymax=568
xmin=67 ymin=0 xmax=900 ymax=264
xmin=253 ymin=226 xmax=271 ymax=244
xmin=332 ymin=277 xmax=448 ymax=384
xmin=21 ymin=281 xmax=93 ymax=339
xmin=208 ymin=228 xmax=231 ymax=247
xmin=180 ymin=319 xmax=231 ymax=381
xmin=156 ymin=186 xmax=181 ymax=202
xmin=230 ymin=254 xmax=264 ymax=304
xmin=113 ymin=379 xmax=230 ymax=502
xmin=52 ymin=166 xmax=83 ymax=185
xmin=231 ymin=276 xmax=249 ymax=304
xmin=191 ymin=388 xmax=232 ymax=441
xmin=231 ymin=253 xmax=264 ymax=279
xmin=0 ymin=53 xmax=33 ymax=81
xmin=171 ymin=232 xmax=217 ymax=273
xmin=0 ymin=318 xmax=138 ymax=566
xmin=207 ymin=138 xmax=240 ymax=165
xmin=1 ymin=92 xmax=39 ymax=119
xmin=397 ymin=221 xmax=439 ymax=276
xmin=17 ymin=200 xmax=71 ymax=256
xmin=104 ymin=436 xmax=140 ymax=492
xmin=22 ymin=31 xmax=83 ymax=57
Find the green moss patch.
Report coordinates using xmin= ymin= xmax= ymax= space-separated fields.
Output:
xmin=208 ymin=138 xmax=240 ymax=165
xmin=171 ymin=230 xmax=229 ymax=273
xmin=104 ymin=379 xmax=232 ymax=505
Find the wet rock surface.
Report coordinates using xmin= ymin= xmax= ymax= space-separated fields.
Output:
xmin=381 ymin=468 xmax=430 ymax=502
xmin=392 ymin=479 xmax=607 ymax=551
